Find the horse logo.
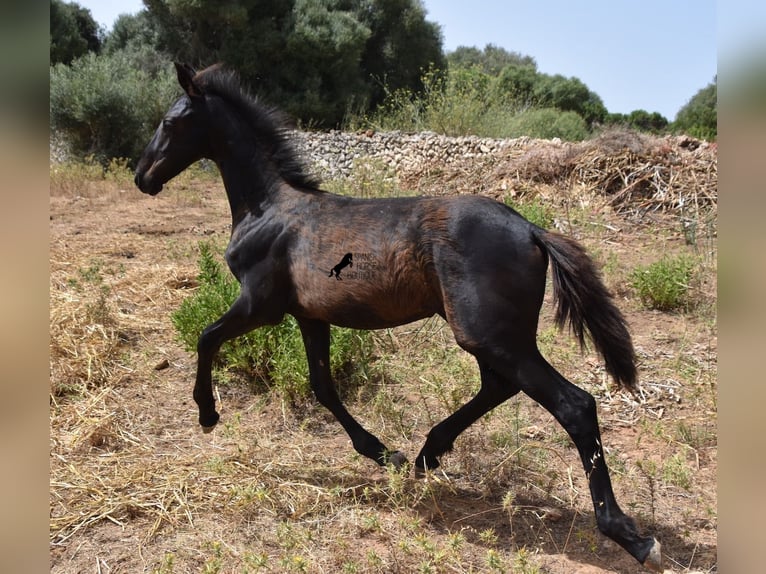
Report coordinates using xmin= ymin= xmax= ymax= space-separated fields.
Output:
xmin=329 ymin=252 xmax=353 ymax=280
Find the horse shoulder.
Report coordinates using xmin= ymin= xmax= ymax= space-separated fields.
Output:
xmin=225 ymin=215 xmax=291 ymax=281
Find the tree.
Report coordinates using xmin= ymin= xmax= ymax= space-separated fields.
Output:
xmin=50 ymin=50 xmax=178 ymax=163
xmin=135 ymin=0 xmax=444 ymax=126
xmin=103 ymin=12 xmax=160 ymax=56
xmin=674 ymin=78 xmax=717 ymax=140
xmin=282 ymin=0 xmax=372 ymax=122
xmin=50 ymin=0 xmax=102 ymax=65
xmin=605 ymin=110 xmax=668 ymax=134
xmin=493 ymin=63 xmax=539 ymax=110
xmin=359 ymin=0 xmax=446 ymax=109
xmin=627 ymin=110 xmax=668 ymax=133
xmin=505 ymin=107 xmax=589 ymax=141
xmin=446 ymin=53 xmax=607 ymax=127
xmin=448 ymin=44 xmax=536 ymax=75
xmin=533 ymin=74 xmax=606 ymax=126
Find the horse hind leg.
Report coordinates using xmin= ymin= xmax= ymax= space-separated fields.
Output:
xmin=484 ymin=348 xmax=661 ymax=571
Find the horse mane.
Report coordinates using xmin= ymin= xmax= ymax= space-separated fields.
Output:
xmin=193 ymin=64 xmax=322 ymax=192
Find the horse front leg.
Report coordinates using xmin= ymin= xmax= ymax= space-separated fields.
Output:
xmin=297 ymin=318 xmax=407 ymax=469
xmin=415 ymin=360 xmax=520 ymax=474
xmin=194 ymin=294 xmax=262 ymax=431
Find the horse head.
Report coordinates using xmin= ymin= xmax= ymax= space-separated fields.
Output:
xmin=135 ymin=63 xmax=211 ymax=195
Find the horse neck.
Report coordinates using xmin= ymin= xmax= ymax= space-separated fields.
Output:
xmin=214 ymin=139 xmax=284 ymax=228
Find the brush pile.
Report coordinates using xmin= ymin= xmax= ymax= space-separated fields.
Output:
xmin=397 ymin=129 xmax=717 ymax=219
xmin=504 ymin=130 xmax=715 ymax=214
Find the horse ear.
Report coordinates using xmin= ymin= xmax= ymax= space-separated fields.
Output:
xmin=174 ymin=62 xmax=203 ymax=99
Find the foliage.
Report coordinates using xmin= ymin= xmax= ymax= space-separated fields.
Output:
xmin=504 ymin=197 xmax=555 ymax=229
xmin=606 ymin=110 xmax=669 ymax=134
xmin=630 ymin=254 xmax=697 ymax=311
xmin=50 ymin=48 xmax=178 ymax=164
xmin=493 ymin=63 xmax=540 ymax=110
xmin=365 ymin=65 xmax=591 ymax=140
xmin=50 ymin=0 xmax=102 ymax=64
xmin=137 ymin=0 xmax=444 ymax=127
xmin=103 ymin=12 xmax=162 ymax=56
xmin=362 ymin=51 xmax=605 ymax=139
xmin=171 ymin=241 xmax=374 ymax=403
xmin=363 ymin=66 xmax=480 ymax=135
xmin=673 ymin=78 xmax=717 ymax=140
xmin=532 ymin=73 xmax=607 ymax=126
xmin=502 ymin=107 xmax=590 ymax=141
xmin=49 ymin=0 xmax=716 ymax=155
xmin=359 ymin=0 xmax=446 ymax=109
xmin=364 ymin=65 xmax=519 ymax=137
xmin=447 ymin=43 xmax=536 ymax=75
xmin=283 ymin=0 xmax=373 ymax=123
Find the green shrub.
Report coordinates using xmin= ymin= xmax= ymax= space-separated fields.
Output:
xmin=171 ymin=242 xmax=374 ymax=403
xmin=422 ymin=66 xmax=495 ymax=136
xmin=357 ymin=65 xmax=595 ymax=141
xmin=50 ymin=49 xmax=178 ymax=164
xmin=362 ymin=65 xmax=518 ymax=138
xmin=504 ymin=197 xmax=555 ymax=229
xmin=630 ymin=255 xmax=697 ymax=311
xmin=673 ymin=79 xmax=717 ymax=141
xmin=502 ymin=107 xmax=590 ymax=141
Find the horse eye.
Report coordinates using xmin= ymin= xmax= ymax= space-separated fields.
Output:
xmin=162 ymin=119 xmax=174 ymax=130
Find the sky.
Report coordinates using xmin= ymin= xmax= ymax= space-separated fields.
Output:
xmin=76 ymin=1 xmax=763 ymax=121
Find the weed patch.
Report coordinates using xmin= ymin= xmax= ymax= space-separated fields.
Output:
xmin=50 ymin=155 xmax=134 ymax=197
xmin=505 ymin=196 xmax=555 ymax=229
xmin=630 ymin=254 xmax=698 ymax=311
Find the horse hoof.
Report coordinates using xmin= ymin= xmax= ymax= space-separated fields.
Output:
xmin=199 ymin=411 xmax=220 ymax=432
xmin=642 ymin=538 xmax=663 ymax=572
xmin=387 ymin=451 xmax=408 ymax=470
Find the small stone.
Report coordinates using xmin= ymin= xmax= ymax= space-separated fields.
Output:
xmin=154 ymin=359 xmax=170 ymax=371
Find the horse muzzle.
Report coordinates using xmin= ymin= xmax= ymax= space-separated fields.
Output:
xmin=134 ymin=167 xmax=163 ymax=196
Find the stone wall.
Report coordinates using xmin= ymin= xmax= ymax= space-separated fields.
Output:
xmin=292 ymin=130 xmax=535 ymax=180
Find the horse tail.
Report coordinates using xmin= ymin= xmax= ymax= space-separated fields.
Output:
xmin=531 ymin=228 xmax=637 ymax=391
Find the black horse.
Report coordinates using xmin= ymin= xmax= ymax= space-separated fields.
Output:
xmin=135 ymin=63 xmax=661 ymax=571
xmin=329 ymin=252 xmax=353 ymax=280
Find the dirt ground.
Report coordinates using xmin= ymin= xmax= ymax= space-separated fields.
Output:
xmin=49 ymin=139 xmax=717 ymax=574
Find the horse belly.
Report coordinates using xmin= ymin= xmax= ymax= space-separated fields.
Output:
xmin=290 ymin=253 xmax=440 ymax=329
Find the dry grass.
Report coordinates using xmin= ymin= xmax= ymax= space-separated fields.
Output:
xmin=50 ymin=134 xmax=717 ymax=573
